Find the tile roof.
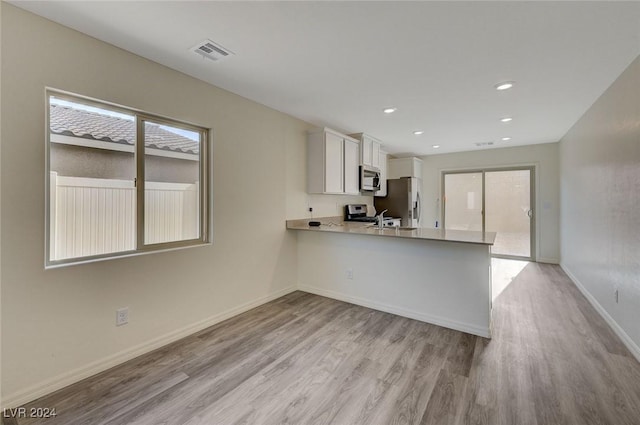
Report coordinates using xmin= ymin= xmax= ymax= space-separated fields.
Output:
xmin=49 ymin=104 xmax=199 ymax=155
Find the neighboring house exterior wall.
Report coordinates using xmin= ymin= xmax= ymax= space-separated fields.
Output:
xmin=50 ymin=143 xmax=199 ymax=183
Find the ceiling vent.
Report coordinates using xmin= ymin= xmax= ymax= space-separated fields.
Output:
xmin=191 ymin=39 xmax=233 ymax=62
xmin=475 ymin=141 xmax=494 ymax=147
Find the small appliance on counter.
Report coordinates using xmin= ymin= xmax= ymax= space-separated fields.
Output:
xmin=344 ymin=204 xmax=400 ymax=227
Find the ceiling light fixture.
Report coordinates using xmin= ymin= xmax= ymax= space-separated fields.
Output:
xmin=501 ymin=137 xmax=512 ymax=141
xmin=432 ymin=145 xmax=440 ymax=149
xmin=495 ymin=81 xmax=515 ymax=91
xmin=413 ymin=130 xmax=424 ymax=135
xmin=383 ymin=107 xmax=397 ymax=114
xmin=500 ymin=117 xmax=513 ymax=123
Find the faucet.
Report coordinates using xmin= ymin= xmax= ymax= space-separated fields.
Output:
xmin=377 ymin=209 xmax=388 ymax=229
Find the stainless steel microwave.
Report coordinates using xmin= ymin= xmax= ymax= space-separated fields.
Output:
xmin=360 ymin=165 xmax=381 ymax=192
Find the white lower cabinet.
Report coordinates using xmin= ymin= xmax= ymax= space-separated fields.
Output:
xmin=308 ymin=128 xmax=361 ymax=195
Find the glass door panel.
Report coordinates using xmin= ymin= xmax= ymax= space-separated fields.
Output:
xmin=485 ymin=170 xmax=532 ymax=258
xmin=444 ymin=172 xmax=483 ymax=231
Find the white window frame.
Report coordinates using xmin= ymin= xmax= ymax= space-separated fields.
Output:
xmin=45 ymin=89 xmax=211 ymax=268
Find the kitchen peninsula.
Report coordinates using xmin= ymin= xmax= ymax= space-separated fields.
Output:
xmin=287 ymin=218 xmax=496 ymax=337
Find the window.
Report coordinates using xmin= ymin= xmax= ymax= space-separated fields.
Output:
xmin=46 ymin=90 xmax=210 ymax=267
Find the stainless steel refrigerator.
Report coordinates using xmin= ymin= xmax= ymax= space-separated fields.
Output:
xmin=374 ymin=177 xmax=422 ymax=228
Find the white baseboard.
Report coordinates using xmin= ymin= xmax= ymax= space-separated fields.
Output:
xmin=298 ymin=285 xmax=491 ymax=338
xmin=2 ymin=285 xmax=297 ymax=409
xmin=561 ymin=263 xmax=640 ymax=363
xmin=537 ymin=257 xmax=559 ymax=264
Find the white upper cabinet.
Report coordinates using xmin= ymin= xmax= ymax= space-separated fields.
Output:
xmin=324 ymin=132 xmax=344 ymax=193
xmin=350 ymin=133 xmax=381 ymax=168
xmin=308 ymin=128 xmax=361 ymax=195
xmin=343 ymin=138 xmax=360 ymax=195
xmin=388 ymin=157 xmax=423 ymax=180
xmin=372 ymin=142 xmax=381 ymax=168
xmin=361 ymin=137 xmax=372 ymax=166
xmin=376 ymin=151 xmax=388 ymax=198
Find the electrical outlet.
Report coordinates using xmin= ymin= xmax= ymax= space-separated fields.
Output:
xmin=614 ymin=289 xmax=619 ymax=304
xmin=346 ymin=268 xmax=354 ymax=280
xmin=116 ymin=307 xmax=129 ymax=326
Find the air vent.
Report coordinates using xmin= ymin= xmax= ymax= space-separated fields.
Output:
xmin=475 ymin=141 xmax=495 ymax=147
xmin=191 ymin=39 xmax=233 ymax=62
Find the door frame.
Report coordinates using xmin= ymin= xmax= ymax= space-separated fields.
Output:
xmin=441 ymin=166 xmax=536 ymax=261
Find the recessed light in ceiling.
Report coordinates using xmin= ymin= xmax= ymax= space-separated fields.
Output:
xmin=495 ymin=81 xmax=515 ymax=91
xmin=500 ymin=117 xmax=513 ymax=123
xmin=383 ymin=107 xmax=397 ymax=114
xmin=432 ymin=145 xmax=440 ymax=149
xmin=501 ymin=137 xmax=512 ymax=141
xmin=413 ymin=130 xmax=424 ymax=135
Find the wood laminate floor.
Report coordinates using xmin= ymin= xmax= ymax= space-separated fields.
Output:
xmin=7 ymin=263 xmax=640 ymax=425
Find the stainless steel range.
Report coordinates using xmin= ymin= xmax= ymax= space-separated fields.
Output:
xmin=344 ymin=204 xmax=400 ymax=226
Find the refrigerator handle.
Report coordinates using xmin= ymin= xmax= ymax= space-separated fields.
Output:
xmin=415 ymin=191 xmax=421 ymax=223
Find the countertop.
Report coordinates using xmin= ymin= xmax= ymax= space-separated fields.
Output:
xmin=286 ymin=217 xmax=496 ymax=245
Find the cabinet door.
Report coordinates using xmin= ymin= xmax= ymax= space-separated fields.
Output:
xmin=343 ymin=139 xmax=360 ymax=195
xmin=376 ymin=151 xmax=388 ymax=197
xmin=372 ymin=141 xmax=381 ymax=168
xmin=324 ymin=132 xmax=344 ymax=193
xmin=361 ymin=137 xmax=372 ymax=166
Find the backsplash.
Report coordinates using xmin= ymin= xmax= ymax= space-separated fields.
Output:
xmin=304 ymin=194 xmax=373 ymax=219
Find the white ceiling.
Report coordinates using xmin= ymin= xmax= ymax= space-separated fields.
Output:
xmin=11 ymin=1 xmax=640 ymax=155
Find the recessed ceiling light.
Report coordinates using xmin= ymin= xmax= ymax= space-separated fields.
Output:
xmin=383 ymin=107 xmax=397 ymax=114
xmin=495 ymin=81 xmax=515 ymax=91
xmin=500 ymin=117 xmax=513 ymax=123
xmin=501 ymin=137 xmax=512 ymax=141
xmin=413 ymin=130 xmax=424 ymax=135
xmin=432 ymin=145 xmax=440 ymax=149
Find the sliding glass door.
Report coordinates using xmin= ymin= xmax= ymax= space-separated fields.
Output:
xmin=443 ymin=172 xmax=483 ymax=231
xmin=443 ymin=167 xmax=535 ymax=260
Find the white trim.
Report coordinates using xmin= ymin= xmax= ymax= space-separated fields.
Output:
xmin=2 ymin=285 xmax=297 ymax=409
xmin=298 ymin=285 xmax=491 ymax=338
xmin=55 ymin=177 xmax=194 ymax=191
xmin=561 ymin=263 xmax=640 ymax=363
xmin=146 ymin=181 xmax=195 ymax=191
xmin=56 ymin=176 xmax=134 ymax=189
xmin=537 ymin=257 xmax=559 ymax=264
xmin=51 ymin=134 xmax=199 ymax=161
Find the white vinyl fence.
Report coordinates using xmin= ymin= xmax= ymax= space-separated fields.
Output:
xmin=50 ymin=172 xmax=198 ymax=261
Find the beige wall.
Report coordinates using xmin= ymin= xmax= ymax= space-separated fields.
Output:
xmin=560 ymin=55 xmax=640 ymax=359
xmin=0 ymin=0 xmax=3 ymax=410
xmin=419 ymin=142 xmax=560 ymax=263
xmin=0 ymin=4 xmax=366 ymax=406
